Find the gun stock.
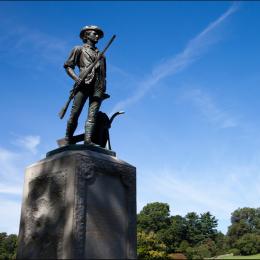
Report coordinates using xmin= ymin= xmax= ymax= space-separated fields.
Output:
xmin=58 ymin=98 xmax=71 ymax=119
xmin=58 ymin=85 xmax=77 ymax=119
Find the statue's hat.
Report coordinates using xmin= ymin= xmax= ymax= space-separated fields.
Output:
xmin=80 ymin=25 xmax=104 ymax=39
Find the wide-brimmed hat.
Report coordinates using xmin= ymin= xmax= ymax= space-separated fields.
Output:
xmin=79 ymin=25 xmax=104 ymax=39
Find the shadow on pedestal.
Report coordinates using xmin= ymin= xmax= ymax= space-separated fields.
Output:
xmin=17 ymin=145 xmax=136 ymax=259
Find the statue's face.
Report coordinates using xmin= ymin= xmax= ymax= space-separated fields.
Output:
xmin=86 ymin=30 xmax=100 ymax=43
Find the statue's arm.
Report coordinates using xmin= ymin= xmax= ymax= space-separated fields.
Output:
xmin=65 ymin=67 xmax=78 ymax=81
xmin=64 ymin=46 xmax=82 ymax=82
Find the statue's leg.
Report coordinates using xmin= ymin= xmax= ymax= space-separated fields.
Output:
xmin=84 ymin=97 xmax=101 ymax=145
xmin=65 ymin=91 xmax=87 ymax=145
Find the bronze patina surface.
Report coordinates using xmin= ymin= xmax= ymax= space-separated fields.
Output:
xmin=60 ymin=25 xmax=115 ymax=147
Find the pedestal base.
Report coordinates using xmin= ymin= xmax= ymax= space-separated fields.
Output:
xmin=17 ymin=146 xmax=136 ymax=259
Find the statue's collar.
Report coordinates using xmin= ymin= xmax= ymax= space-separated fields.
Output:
xmin=83 ymin=44 xmax=98 ymax=51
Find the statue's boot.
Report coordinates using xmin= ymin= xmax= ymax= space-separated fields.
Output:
xmin=84 ymin=121 xmax=100 ymax=146
xmin=64 ymin=121 xmax=77 ymax=146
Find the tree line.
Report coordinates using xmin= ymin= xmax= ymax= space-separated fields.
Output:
xmin=0 ymin=233 xmax=17 ymax=259
xmin=137 ymin=202 xmax=260 ymax=259
xmin=1 ymin=203 xmax=260 ymax=259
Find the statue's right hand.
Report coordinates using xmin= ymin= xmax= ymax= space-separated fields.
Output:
xmin=75 ymin=77 xmax=82 ymax=86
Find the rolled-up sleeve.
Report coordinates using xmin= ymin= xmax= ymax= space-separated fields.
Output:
xmin=63 ymin=46 xmax=81 ymax=69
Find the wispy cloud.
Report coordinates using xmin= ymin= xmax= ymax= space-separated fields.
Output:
xmin=111 ymin=3 xmax=239 ymax=114
xmin=0 ymin=18 xmax=68 ymax=68
xmin=110 ymin=64 xmax=138 ymax=84
xmin=147 ymin=171 xmax=235 ymax=217
xmin=0 ymin=135 xmax=41 ymax=196
xmin=182 ymin=88 xmax=238 ymax=128
xmin=138 ymin=161 xmax=260 ymax=233
xmin=13 ymin=135 xmax=41 ymax=154
xmin=0 ymin=139 xmax=43 ymax=234
xmin=0 ymin=148 xmax=21 ymax=183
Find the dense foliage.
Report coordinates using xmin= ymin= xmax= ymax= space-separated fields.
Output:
xmin=137 ymin=202 xmax=225 ymax=259
xmin=137 ymin=203 xmax=260 ymax=259
xmin=227 ymin=207 xmax=260 ymax=256
xmin=0 ymin=233 xmax=17 ymax=259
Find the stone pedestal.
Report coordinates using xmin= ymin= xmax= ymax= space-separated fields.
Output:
xmin=17 ymin=145 xmax=136 ymax=259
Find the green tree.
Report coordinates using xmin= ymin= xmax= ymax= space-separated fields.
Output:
xmin=137 ymin=202 xmax=223 ymax=259
xmin=137 ymin=202 xmax=170 ymax=233
xmin=178 ymin=240 xmax=190 ymax=254
xmin=137 ymin=231 xmax=168 ymax=259
xmin=0 ymin=233 xmax=17 ymax=260
xmin=201 ymin=238 xmax=217 ymax=256
xmin=184 ymin=240 xmax=216 ymax=259
xmin=192 ymin=243 xmax=211 ymax=259
xmin=227 ymin=207 xmax=260 ymax=247
xmin=157 ymin=215 xmax=187 ymax=253
xmin=185 ymin=212 xmax=201 ymax=245
xmin=199 ymin=212 xmax=218 ymax=241
xmin=234 ymin=233 xmax=260 ymax=255
xmin=214 ymin=231 xmax=229 ymax=255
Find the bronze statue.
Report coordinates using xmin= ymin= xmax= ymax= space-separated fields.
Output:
xmin=59 ymin=25 xmax=115 ymax=146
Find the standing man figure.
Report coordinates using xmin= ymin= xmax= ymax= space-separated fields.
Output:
xmin=63 ymin=25 xmax=109 ymax=145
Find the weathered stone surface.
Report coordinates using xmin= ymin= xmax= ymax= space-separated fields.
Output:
xmin=17 ymin=146 xmax=136 ymax=259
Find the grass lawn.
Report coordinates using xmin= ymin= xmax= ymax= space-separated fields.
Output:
xmin=216 ymin=253 xmax=260 ymax=259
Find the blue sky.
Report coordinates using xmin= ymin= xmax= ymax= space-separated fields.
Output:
xmin=0 ymin=1 xmax=260 ymax=235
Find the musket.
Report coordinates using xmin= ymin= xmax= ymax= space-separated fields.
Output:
xmin=58 ymin=34 xmax=116 ymax=119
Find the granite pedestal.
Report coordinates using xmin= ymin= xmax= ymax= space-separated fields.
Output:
xmin=17 ymin=145 xmax=136 ymax=259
